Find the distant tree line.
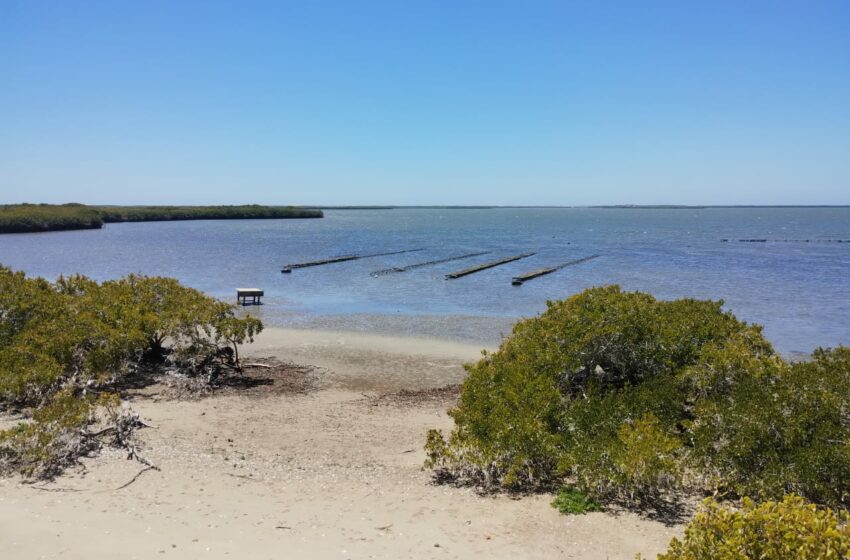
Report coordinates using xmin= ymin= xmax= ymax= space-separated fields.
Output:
xmin=0 ymin=203 xmax=323 ymax=233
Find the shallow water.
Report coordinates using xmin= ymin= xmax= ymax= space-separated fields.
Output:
xmin=1 ymin=207 xmax=848 ymax=354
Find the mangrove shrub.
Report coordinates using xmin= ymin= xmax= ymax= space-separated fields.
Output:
xmin=650 ymin=495 xmax=850 ymax=560
xmin=0 ymin=265 xmax=263 ymax=477
xmin=425 ymin=285 xmax=850 ymax=509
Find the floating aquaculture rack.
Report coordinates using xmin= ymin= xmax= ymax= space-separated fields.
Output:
xmin=444 ymin=252 xmax=535 ymax=280
xmin=282 ymin=248 xmax=424 ymax=273
xmin=724 ymin=238 xmax=850 ymax=243
xmin=371 ymin=251 xmax=491 ymax=277
xmin=511 ymin=254 xmax=600 ymax=285
xmin=281 ymin=255 xmax=357 ymax=272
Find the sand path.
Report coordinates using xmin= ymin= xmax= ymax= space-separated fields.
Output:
xmin=0 ymin=328 xmax=681 ymax=559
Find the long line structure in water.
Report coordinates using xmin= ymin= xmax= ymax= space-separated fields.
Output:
xmin=511 ymin=254 xmax=600 ymax=285
xmin=370 ymin=251 xmax=491 ymax=277
xmin=282 ymin=248 xmax=424 ymax=273
xmin=444 ymin=252 xmax=535 ymax=280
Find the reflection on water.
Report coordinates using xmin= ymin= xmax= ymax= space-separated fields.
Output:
xmin=0 ymin=207 xmax=848 ymax=354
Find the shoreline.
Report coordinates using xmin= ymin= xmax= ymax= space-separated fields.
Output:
xmin=257 ymin=312 xmax=519 ymax=349
xmin=244 ymin=327 xmax=492 ymax=392
xmin=0 ymin=327 xmax=682 ymax=559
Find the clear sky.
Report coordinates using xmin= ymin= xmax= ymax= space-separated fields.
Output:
xmin=1 ymin=1 xmax=849 ymax=206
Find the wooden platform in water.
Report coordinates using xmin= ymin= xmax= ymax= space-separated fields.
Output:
xmin=236 ymin=288 xmax=264 ymax=305
xmin=445 ymin=252 xmax=535 ymax=279
xmin=511 ymin=254 xmax=599 ymax=285
xmin=282 ymin=249 xmax=424 ymax=273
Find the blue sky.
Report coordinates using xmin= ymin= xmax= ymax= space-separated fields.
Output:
xmin=1 ymin=1 xmax=848 ymax=206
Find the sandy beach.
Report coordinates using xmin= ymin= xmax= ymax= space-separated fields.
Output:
xmin=0 ymin=327 xmax=682 ymax=559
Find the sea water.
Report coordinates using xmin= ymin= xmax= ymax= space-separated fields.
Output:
xmin=1 ymin=207 xmax=848 ymax=355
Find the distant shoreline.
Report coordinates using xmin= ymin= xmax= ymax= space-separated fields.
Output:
xmin=0 ymin=204 xmax=323 ymax=234
xmin=313 ymin=204 xmax=850 ymax=210
xmin=4 ymin=203 xmax=848 ymax=233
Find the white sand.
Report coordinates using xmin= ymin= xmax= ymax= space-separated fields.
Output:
xmin=0 ymin=327 xmax=682 ymax=559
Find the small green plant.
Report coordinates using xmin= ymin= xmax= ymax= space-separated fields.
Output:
xmin=649 ymin=495 xmax=850 ymax=560
xmin=551 ymin=486 xmax=601 ymax=515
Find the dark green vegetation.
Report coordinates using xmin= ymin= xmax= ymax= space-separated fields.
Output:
xmin=95 ymin=204 xmax=321 ymax=222
xmin=0 ymin=204 xmax=103 ymax=233
xmin=425 ymin=286 xmax=850 ymax=514
xmin=649 ymin=495 xmax=850 ymax=559
xmin=0 ymin=203 xmax=322 ymax=233
xmin=550 ymin=486 xmax=601 ymax=515
xmin=0 ymin=265 xmax=262 ymax=477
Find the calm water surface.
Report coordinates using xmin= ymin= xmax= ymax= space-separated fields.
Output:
xmin=1 ymin=208 xmax=848 ymax=354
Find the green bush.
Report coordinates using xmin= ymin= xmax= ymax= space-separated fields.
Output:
xmin=426 ymin=286 xmax=760 ymax=498
xmin=425 ymin=286 xmax=850 ymax=510
xmin=687 ymin=345 xmax=850 ymax=508
xmin=0 ymin=265 xmax=263 ymax=478
xmin=0 ymin=392 xmax=118 ymax=478
xmin=649 ymin=495 xmax=850 ymax=560
xmin=0 ymin=267 xmax=263 ymax=406
xmin=551 ymin=486 xmax=601 ymax=515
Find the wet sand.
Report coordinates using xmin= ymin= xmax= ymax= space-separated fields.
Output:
xmin=0 ymin=327 xmax=682 ymax=559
